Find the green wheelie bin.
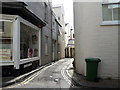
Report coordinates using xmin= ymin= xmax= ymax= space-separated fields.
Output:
xmin=85 ymin=58 xmax=101 ymax=81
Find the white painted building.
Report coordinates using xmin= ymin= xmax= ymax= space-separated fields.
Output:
xmin=74 ymin=0 xmax=119 ymax=79
xmin=65 ymin=23 xmax=75 ymax=46
xmin=65 ymin=23 xmax=71 ymax=46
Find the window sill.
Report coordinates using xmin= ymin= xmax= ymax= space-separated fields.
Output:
xmin=20 ymin=57 xmax=40 ymax=64
xmin=101 ymin=21 xmax=120 ymax=26
xmin=0 ymin=61 xmax=14 ymax=66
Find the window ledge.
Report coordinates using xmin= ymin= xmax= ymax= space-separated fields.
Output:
xmin=0 ymin=61 xmax=14 ymax=66
xmin=0 ymin=61 xmax=14 ymax=63
xmin=20 ymin=57 xmax=40 ymax=64
xmin=101 ymin=21 xmax=120 ymax=26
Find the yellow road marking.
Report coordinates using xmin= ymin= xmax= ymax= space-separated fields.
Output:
xmin=4 ymin=60 xmax=61 ymax=89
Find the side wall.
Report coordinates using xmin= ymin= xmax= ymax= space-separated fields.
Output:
xmin=52 ymin=6 xmax=65 ymax=59
xmin=24 ymin=2 xmax=52 ymax=66
xmin=74 ymin=2 xmax=118 ymax=79
xmin=41 ymin=26 xmax=52 ymax=65
xmin=25 ymin=2 xmax=45 ymax=21
xmin=41 ymin=2 xmax=52 ymax=65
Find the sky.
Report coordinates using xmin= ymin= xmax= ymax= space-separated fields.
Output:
xmin=52 ymin=0 xmax=74 ymax=29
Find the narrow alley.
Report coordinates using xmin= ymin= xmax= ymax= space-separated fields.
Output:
xmin=2 ymin=58 xmax=81 ymax=89
xmin=0 ymin=0 xmax=119 ymax=89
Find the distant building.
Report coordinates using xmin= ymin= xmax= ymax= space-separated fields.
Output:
xmin=65 ymin=39 xmax=75 ymax=58
xmin=52 ymin=4 xmax=66 ymax=59
xmin=65 ymin=23 xmax=71 ymax=46
xmin=65 ymin=24 xmax=75 ymax=58
xmin=52 ymin=11 xmax=62 ymax=61
xmin=74 ymin=0 xmax=119 ymax=79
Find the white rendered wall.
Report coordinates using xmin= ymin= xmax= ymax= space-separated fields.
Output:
xmin=74 ymin=2 xmax=118 ymax=79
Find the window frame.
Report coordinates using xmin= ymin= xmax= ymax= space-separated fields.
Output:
xmin=0 ymin=21 xmax=4 ymax=33
xmin=45 ymin=36 xmax=48 ymax=56
xmin=19 ymin=16 xmax=41 ymax=61
xmin=101 ymin=1 xmax=120 ymax=25
xmin=0 ymin=20 xmax=14 ymax=62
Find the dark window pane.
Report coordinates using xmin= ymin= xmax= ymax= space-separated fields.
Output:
xmin=20 ymin=23 xmax=39 ymax=59
xmin=113 ymin=4 xmax=120 ymax=20
xmin=0 ymin=21 xmax=13 ymax=61
xmin=102 ymin=4 xmax=112 ymax=21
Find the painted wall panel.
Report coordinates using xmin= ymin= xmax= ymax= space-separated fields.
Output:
xmin=74 ymin=2 xmax=119 ymax=79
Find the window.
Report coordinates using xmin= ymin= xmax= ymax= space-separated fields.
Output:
xmin=45 ymin=36 xmax=48 ymax=55
xmin=58 ymin=17 xmax=60 ymax=20
xmin=53 ymin=22 xmax=54 ymax=25
xmin=0 ymin=21 xmax=4 ymax=33
xmin=102 ymin=4 xmax=120 ymax=21
xmin=102 ymin=0 xmax=120 ymax=24
xmin=73 ymin=34 xmax=75 ymax=38
xmin=0 ymin=21 xmax=13 ymax=61
xmin=20 ymin=22 xmax=39 ymax=59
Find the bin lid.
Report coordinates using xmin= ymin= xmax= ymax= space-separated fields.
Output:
xmin=85 ymin=58 xmax=101 ymax=62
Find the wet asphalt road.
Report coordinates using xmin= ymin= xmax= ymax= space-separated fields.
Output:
xmin=3 ymin=58 xmax=80 ymax=89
